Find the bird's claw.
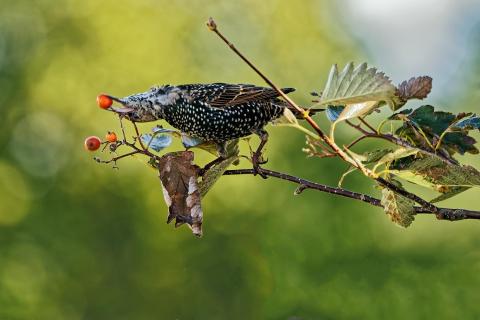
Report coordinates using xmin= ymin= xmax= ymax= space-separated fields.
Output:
xmin=252 ymin=153 xmax=268 ymax=179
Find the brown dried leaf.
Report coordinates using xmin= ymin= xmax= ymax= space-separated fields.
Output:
xmin=158 ymin=151 xmax=203 ymax=237
xmin=395 ymin=76 xmax=432 ymax=109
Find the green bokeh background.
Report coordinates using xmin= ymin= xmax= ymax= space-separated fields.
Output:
xmin=1 ymin=1 xmax=480 ymax=319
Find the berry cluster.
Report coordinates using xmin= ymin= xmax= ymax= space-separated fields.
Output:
xmin=84 ymin=95 xmax=119 ymax=152
xmin=84 ymin=131 xmax=117 ymax=152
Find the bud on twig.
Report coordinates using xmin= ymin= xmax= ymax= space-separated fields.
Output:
xmin=206 ymin=17 xmax=217 ymax=31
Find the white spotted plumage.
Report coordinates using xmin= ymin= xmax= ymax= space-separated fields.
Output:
xmin=112 ymin=83 xmax=295 ymax=143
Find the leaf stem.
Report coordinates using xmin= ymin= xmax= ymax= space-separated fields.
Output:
xmin=359 ymin=117 xmax=377 ymax=133
xmin=279 ymin=123 xmax=320 ymax=139
xmin=346 ymin=121 xmax=458 ymax=165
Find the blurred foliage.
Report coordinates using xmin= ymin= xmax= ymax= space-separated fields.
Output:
xmin=1 ymin=0 xmax=480 ymax=319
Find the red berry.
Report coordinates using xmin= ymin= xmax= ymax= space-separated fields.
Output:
xmin=105 ymin=131 xmax=117 ymax=143
xmin=84 ymin=136 xmax=101 ymax=151
xmin=97 ymin=94 xmax=113 ymax=109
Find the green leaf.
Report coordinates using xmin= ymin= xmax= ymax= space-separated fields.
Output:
xmin=391 ymin=105 xmax=479 ymax=155
xmin=336 ymin=101 xmax=379 ymax=122
xmin=388 ymin=169 xmax=437 ymax=189
xmin=372 ymin=147 xmax=419 ymax=172
xmin=198 ymin=156 xmax=238 ymax=197
xmin=318 ymin=62 xmax=398 ymax=109
xmin=407 ymin=156 xmax=480 ymax=186
xmin=362 ymin=149 xmax=393 ymax=164
xmin=398 ymin=105 xmax=454 ymax=133
xmin=381 ymin=187 xmax=415 ymax=228
xmin=389 ymin=155 xmax=480 ymax=201
xmin=430 ymin=186 xmax=469 ymax=203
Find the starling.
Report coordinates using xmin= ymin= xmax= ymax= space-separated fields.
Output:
xmin=105 ymin=83 xmax=297 ymax=173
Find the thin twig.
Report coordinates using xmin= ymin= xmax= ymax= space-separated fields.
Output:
xmin=346 ymin=135 xmax=369 ymax=149
xmin=206 ymin=18 xmax=336 ymax=154
xmin=223 ymin=168 xmax=480 ymax=220
xmin=118 ymin=116 xmax=127 ymax=141
xmin=346 ymin=120 xmax=370 ymax=135
xmin=96 ymin=150 xmax=142 ymax=164
xmin=346 ymin=118 xmax=458 ymax=165
xmin=359 ymin=117 xmax=377 ymax=133
xmin=132 ymin=122 xmax=147 ymax=150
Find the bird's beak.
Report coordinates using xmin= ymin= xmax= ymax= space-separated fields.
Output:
xmin=108 ymin=96 xmax=134 ymax=113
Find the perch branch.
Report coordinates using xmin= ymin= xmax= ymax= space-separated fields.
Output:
xmin=96 ymin=122 xmax=480 ymax=222
xmin=223 ymin=168 xmax=480 ymax=220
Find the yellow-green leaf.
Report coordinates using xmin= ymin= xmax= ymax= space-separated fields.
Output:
xmin=336 ymin=101 xmax=379 ymax=122
xmin=198 ymin=156 xmax=238 ymax=197
xmin=389 ymin=155 xmax=480 ymax=202
xmin=279 ymin=107 xmax=298 ymax=125
xmin=372 ymin=147 xmax=418 ymax=172
xmin=318 ymin=62 xmax=398 ymax=108
xmin=381 ymin=188 xmax=415 ymax=228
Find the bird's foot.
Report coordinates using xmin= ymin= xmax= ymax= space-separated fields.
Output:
xmin=252 ymin=152 xmax=268 ymax=179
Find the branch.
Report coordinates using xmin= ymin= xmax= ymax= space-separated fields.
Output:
xmin=96 ymin=120 xmax=480 ymax=222
xmin=206 ymin=17 xmax=447 ymax=217
xmin=223 ymin=168 xmax=480 ymax=221
xmin=206 ymin=18 xmax=335 ymax=154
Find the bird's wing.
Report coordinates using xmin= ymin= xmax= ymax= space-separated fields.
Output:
xmin=179 ymin=83 xmax=294 ymax=108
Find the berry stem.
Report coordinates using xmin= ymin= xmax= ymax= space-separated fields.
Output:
xmin=132 ymin=121 xmax=147 ymax=150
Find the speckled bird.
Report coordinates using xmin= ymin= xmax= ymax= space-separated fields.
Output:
xmin=105 ymin=83 xmax=296 ymax=158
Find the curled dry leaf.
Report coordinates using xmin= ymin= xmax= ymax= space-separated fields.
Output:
xmin=395 ymin=76 xmax=432 ymax=109
xmin=157 ymin=151 xmax=203 ymax=237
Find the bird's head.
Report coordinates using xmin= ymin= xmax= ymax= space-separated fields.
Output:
xmin=97 ymin=85 xmax=180 ymax=122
